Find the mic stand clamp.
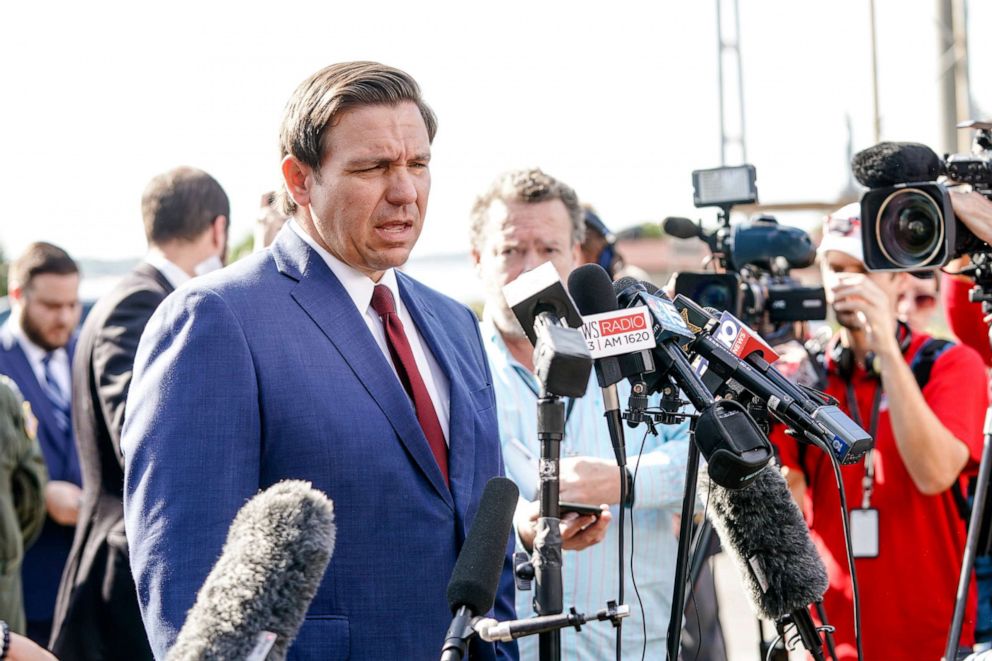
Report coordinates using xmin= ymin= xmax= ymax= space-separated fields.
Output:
xmin=475 ymin=603 xmax=631 ymax=643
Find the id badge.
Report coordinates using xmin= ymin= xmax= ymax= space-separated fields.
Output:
xmin=850 ymin=508 xmax=879 ymax=558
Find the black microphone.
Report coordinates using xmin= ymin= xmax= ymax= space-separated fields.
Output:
xmin=851 ymin=141 xmax=944 ymax=188
xmin=663 ymin=216 xmax=702 ymax=240
xmin=614 ymin=277 xmax=773 ymax=488
xmin=568 ymin=264 xmax=654 ymax=467
xmin=702 ymin=465 xmax=829 ymax=660
xmin=504 ymin=262 xmax=591 ymax=398
xmin=673 ymin=295 xmax=873 ymax=465
xmin=168 ymin=480 xmax=335 ymax=661
xmin=440 ymin=477 xmax=520 ymax=661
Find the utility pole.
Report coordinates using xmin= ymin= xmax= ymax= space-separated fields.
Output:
xmin=717 ymin=0 xmax=747 ymax=165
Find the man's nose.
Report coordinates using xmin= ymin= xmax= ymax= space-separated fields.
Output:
xmin=385 ymin=168 xmax=418 ymax=207
xmin=520 ymin=250 xmax=544 ymax=274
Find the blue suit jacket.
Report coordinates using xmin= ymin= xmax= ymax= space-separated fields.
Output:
xmin=122 ymin=228 xmax=517 ymax=660
xmin=0 ymin=323 xmax=81 ymax=622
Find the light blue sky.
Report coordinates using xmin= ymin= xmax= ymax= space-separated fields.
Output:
xmin=1 ymin=0 xmax=989 ymax=265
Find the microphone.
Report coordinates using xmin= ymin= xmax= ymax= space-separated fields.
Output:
xmin=613 ymin=277 xmax=773 ymax=488
xmin=441 ymin=477 xmax=520 ymax=661
xmin=663 ymin=216 xmax=702 ymax=240
xmin=672 ymin=294 xmax=873 ymax=465
xmin=168 ymin=480 xmax=335 ymax=661
xmin=568 ymin=264 xmax=654 ymax=467
xmin=851 ymin=141 xmax=944 ymax=188
xmin=702 ymin=465 xmax=829 ymax=660
xmin=504 ymin=262 xmax=592 ymax=398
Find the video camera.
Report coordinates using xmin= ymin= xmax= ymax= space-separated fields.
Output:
xmin=668 ymin=165 xmax=827 ymax=330
xmin=857 ymin=121 xmax=992 ymax=271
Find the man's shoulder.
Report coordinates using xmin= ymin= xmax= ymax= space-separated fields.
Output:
xmin=398 ymin=271 xmax=476 ymax=323
xmin=164 ymin=251 xmax=283 ymax=312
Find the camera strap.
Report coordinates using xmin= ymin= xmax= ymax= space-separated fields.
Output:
xmin=845 ymin=380 xmax=883 ymax=509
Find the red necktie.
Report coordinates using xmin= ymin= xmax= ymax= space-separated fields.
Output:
xmin=371 ymin=285 xmax=449 ymax=486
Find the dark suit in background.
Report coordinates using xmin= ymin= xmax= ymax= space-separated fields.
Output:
xmin=49 ymin=263 xmax=171 ymax=660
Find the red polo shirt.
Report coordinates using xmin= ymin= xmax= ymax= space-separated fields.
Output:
xmin=773 ymin=332 xmax=988 ymax=660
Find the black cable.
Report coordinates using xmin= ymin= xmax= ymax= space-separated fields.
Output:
xmin=826 ymin=450 xmax=863 ymax=661
xmin=617 ymin=461 xmax=625 ymax=661
xmin=630 ymin=426 xmax=651 ymax=661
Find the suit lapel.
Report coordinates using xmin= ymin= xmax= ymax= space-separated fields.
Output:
xmin=272 ymin=230 xmax=454 ymax=510
xmin=397 ymin=274 xmax=476 ymax=524
xmin=0 ymin=324 xmax=65 ymax=460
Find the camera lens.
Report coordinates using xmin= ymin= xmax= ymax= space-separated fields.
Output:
xmin=694 ymin=281 xmax=734 ymax=311
xmin=876 ymin=189 xmax=944 ymax=268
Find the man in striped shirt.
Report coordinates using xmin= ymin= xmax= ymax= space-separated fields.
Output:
xmin=470 ymin=167 xmax=692 ymax=659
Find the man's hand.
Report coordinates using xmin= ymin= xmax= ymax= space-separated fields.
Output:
xmin=950 ymin=189 xmax=992 ymax=244
xmin=830 ymin=273 xmax=900 ymax=357
xmin=516 ymin=499 xmax=612 ymax=552
xmin=45 ymin=480 xmax=82 ymax=526
xmin=559 ymin=456 xmax=623 ymax=505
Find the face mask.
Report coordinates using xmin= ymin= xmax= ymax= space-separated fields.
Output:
xmin=194 ymin=255 xmax=224 ymax=277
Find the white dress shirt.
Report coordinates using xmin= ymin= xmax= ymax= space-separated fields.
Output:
xmin=290 ymin=221 xmax=451 ymax=444
xmin=145 ymin=250 xmax=191 ymax=290
xmin=10 ymin=319 xmax=72 ymax=397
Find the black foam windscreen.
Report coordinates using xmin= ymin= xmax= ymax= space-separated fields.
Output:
xmin=568 ymin=263 xmax=619 ymax=315
xmin=663 ymin=216 xmax=701 ymax=240
xmin=851 ymin=141 xmax=944 ymax=188
xmin=446 ymin=477 xmax=519 ymax=615
xmin=703 ymin=466 xmax=828 ymax=619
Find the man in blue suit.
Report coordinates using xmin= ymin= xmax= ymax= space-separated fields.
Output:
xmin=0 ymin=242 xmax=83 ymax=645
xmin=122 ymin=61 xmax=517 ymax=660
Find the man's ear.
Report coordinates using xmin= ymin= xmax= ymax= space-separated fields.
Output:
xmin=212 ymin=215 xmax=228 ymax=250
xmin=281 ymin=156 xmax=313 ymax=209
xmin=8 ymin=285 xmax=23 ymax=304
xmin=571 ymin=242 xmax=583 ymax=267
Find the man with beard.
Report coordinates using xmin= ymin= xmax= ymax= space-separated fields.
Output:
xmin=0 ymin=242 xmax=82 ymax=646
xmin=50 ymin=166 xmax=229 ymax=660
xmin=773 ymin=203 xmax=988 ymax=660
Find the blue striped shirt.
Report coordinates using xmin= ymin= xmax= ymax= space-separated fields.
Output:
xmin=481 ymin=317 xmax=691 ymax=660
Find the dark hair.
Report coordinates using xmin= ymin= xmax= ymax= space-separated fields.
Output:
xmin=278 ymin=61 xmax=437 ymax=215
xmin=141 ymin=166 xmax=230 ymax=245
xmin=469 ymin=167 xmax=585 ymax=252
xmin=9 ymin=242 xmax=78 ymax=291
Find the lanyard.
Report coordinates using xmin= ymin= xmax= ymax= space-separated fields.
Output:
xmin=511 ymin=364 xmax=578 ymax=425
xmin=845 ymin=380 xmax=883 ymax=509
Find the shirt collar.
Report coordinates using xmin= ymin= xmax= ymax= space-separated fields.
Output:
xmin=289 ymin=219 xmax=402 ymax=316
xmin=145 ymin=250 xmax=191 ymax=289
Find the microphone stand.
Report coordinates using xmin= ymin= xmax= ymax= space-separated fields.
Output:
xmin=667 ymin=418 xmax=701 ymax=661
xmin=534 ymin=390 xmax=565 ymax=661
xmin=945 ymin=254 xmax=992 ymax=661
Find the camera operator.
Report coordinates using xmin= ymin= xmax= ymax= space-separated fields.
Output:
xmin=773 ymin=203 xmax=989 ymax=661
xmin=470 ymin=167 xmax=692 ymax=659
xmin=940 ymin=191 xmax=992 ymax=367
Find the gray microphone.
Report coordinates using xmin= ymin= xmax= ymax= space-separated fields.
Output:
xmin=702 ymin=465 xmax=829 ymax=659
xmin=168 ymin=480 xmax=336 ymax=661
